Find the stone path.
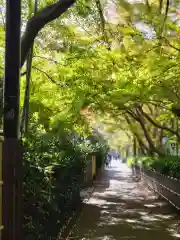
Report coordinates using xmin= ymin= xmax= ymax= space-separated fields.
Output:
xmin=68 ymin=161 xmax=180 ymax=240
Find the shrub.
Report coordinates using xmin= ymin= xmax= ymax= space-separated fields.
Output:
xmin=23 ymin=131 xmax=108 ymax=239
xmin=130 ymin=155 xmax=180 ymax=179
xmin=127 ymin=156 xmax=136 ymax=167
xmin=23 ymin=133 xmax=85 ymax=239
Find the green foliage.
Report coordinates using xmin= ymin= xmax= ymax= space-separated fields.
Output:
xmin=23 ymin=129 xmax=108 ymax=239
xmin=127 ymin=156 xmax=135 ymax=167
xmin=133 ymin=155 xmax=180 ymax=179
xmin=23 ymin=134 xmax=82 ymax=239
xmin=1 ymin=0 xmax=180 ymax=237
xmin=94 ymin=139 xmax=109 ymax=168
xmin=75 ymin=0 xmax=92 ymax=17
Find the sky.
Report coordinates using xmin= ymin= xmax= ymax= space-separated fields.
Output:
xmin=104 ymin=0 xmax=180 ymax=39
xmin=104 ymin=0 xmax=155 ymax=39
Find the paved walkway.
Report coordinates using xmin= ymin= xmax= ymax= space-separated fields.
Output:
xmin=69 ymin=161 xmax=180 ymax=240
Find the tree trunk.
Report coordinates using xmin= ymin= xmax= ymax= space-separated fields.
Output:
xmin=127 ymin=110 xmax=164 ymax=156
xmin=138 ymin=106 xmax=180 ymax=141
xmin=124 ymin=114 xmax=151 ymax=154
xmin=133 ymin=137 xmax=137 ymax=156
xmin=20 ymin=0 xmax=38 ymax=135
xmin=20 ymin=0 xmax=76 ymax=67
xmin=0 ymin=0 xmax=76 ymax=125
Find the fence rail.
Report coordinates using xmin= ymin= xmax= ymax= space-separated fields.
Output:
xmin=135 ymin=166 xmax=180 ymax=211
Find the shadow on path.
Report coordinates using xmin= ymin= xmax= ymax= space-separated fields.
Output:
xmin=69 ymin=162 xmax=180 ymax=240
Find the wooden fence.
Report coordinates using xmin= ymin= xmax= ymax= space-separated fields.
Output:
xmin=83 ymin=154 xmax=97 ymax=187
xmin=83 ymin=153 xmax=104 ymax=187
xmin=0 ymin=137 xmax=3 ymax=239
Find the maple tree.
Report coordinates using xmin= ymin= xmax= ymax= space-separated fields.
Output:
xmin=1 ymin=0 xmax=180 ymax=238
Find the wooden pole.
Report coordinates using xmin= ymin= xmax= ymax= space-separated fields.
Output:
xmin=4 ymin=0 xmax=21 ymax=137
xmin=2 ymin=1 xmax=22 ymax=240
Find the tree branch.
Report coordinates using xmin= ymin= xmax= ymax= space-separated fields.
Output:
xmin=125 ymin=114 xmax=150 ymax=153
xmin=159 ymin=0 xmax=163 ymax=13
xmin=21 ymin=0 xmax=76 ymax=67
xmin=138 ymin=106 xmax=180 ymax=140
xmin=127 ymin=109 xmax=164 ymax=155
xmin=32 ymin=66 xmax=58 ymax=85
xmin=163 ymin=37 xmax=180 ymax=52
xmin=95 ymin=0 xmax=111 ymax=50
xmin=33 ymin=55 xmax=58 ymax=63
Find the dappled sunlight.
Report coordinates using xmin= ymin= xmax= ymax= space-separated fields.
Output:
xmin=171 ymin=233 xmax=180 ymax=238
xmin=144 ymin=202 xmax=168 ymax=208
xmin=126 ymin=219 xmax=138 ymax=223
xmin=167 ymin=229 xmax=180 ymax=238
xmin=95 ymin=235 xmax=116 ymax=240
xmin=166 ymin=223 xmax=180 ymax=238
xmin=70 ymin=161 xmax=180 ymax=240
xmin=154 ymin=214 xmax=174 ymax=220
xmin=140 ymin=215 xmax=159 ymax=222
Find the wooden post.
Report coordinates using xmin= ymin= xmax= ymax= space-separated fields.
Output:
xmin=2 ymin=140 xmax=23 ymax=240
xmin=4 ymin=0 xmax=21 ymax=138
xmin=2 ymin=1 xmax=22 ymax=240
xmin=0 ymin=138 xmax=3 ymax=239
